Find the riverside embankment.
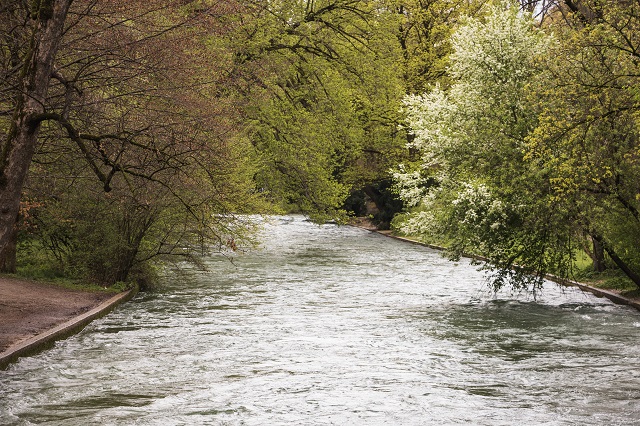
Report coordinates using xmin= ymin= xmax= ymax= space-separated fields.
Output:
xmin=352 ymin=217 xmax=640 ymax=312
xmin=0 ymin=277 xmax=135 ymax=369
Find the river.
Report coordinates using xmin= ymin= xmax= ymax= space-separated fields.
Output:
xmin=1 ymin=216 xmax=639 ymax=425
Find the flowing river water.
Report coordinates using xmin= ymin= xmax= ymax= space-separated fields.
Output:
xmin=1 ymin=216 xmax=639 ymax=425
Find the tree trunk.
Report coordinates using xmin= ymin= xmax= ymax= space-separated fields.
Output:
xmin=592 ymin=234 xmax=640 ymax=289
xmin=603 ymin=247 xmax=640 ymax=289
xmin=0 ymin=1 xmax=71 ymax=262
xmin=591 ymin=235 xmax=606 ymax=273
xmin=362 ymin=185 xmax=382 ymax=216
xmin=0 ymin=222 xmax=18 ymax=273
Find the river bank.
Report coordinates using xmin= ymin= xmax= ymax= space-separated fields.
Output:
xmin=351 ymin=218 xmax=640 ymax=312
xmin=0 ymin=277 xmax=134 ymax=369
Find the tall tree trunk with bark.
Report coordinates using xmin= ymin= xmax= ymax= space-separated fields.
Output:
xmin=0 ymin=0 xmax=71 ymax=272
xmin=591 ymin=235 xmax=606 ymax=273
xmin=592 ymin=233 xmax=640 ymax=289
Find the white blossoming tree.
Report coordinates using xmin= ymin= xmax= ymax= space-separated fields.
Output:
xmin=394 ymin=2 xmax=575 ymax=290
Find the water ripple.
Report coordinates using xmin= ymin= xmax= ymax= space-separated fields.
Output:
xmin=1 ymin=215 xmax=639 ymax=425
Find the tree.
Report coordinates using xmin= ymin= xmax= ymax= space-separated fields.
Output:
xmin=390 ymin=0 xmax=488 ymax=93
xmin=526 ymin=0 xmax=640 ymax=287
xmin=394 ymin=2 xmax=569 ymax=290
xmin=395 ymin=0 xmax=640 ymax=290
xmin=224 ymin=0 xmax=409 ymax=223
xmin=0 ymin=0 xmax=72 ymax=270
xmin=1 ymin=1 xmax=264 ymax=285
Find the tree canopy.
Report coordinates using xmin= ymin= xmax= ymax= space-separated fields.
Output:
xmin=394 ymin=0 xmax=640 ymax=290
xmin=1 ymin=0 xmax=264 ymax=285
xmin=1 ymin=0 xmax=638 ymax=290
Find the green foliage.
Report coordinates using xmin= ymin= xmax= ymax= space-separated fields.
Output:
xmin=11 ymin=0 xmax=637 ymax=295
xmin=395 ymin=2 xmax=577 ymax=291
xmin=395 ymin=0 xmax=640 ymax=290
xmin=389 ymin=0 xmax=488 ymax=93
xmin=525 ymin=0 xmax=640 ymax=286
xmin=575 ymin=267 xmax=638 ymax=293
xmin=223 ymin=0 xmax=409 ymax=222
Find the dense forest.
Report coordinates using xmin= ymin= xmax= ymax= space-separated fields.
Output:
xmin=0 ymin=0 xmax=638 ymax=291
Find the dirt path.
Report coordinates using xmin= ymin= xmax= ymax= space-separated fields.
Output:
xmin=0 ymin=277 xmax=112 ymax=352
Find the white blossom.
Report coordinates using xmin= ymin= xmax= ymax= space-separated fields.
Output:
xmin=391 ymin=165 xmax=429 ymax=207
xmin=393 ymin=2 xmax=552 ymax=243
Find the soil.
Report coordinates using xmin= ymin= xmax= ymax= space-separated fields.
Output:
xmin=0 ymin=277 xmax=111 ymax=352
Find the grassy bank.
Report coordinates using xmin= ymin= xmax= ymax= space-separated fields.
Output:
xmin=5 ymin=265 xmax=133 ymax=295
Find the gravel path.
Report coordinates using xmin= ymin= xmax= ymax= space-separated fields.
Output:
xmin=0 ymin=277 xmax=111 ymax=352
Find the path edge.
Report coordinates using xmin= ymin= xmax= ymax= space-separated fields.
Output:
xmin=0 ymin=287 xmax=138 ymax=370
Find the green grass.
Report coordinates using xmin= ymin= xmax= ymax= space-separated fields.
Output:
xmin=10 ymin=259 xmax=130 ymax=294
xmin=11 ymin=240 xmax=130 ymax=293
xmin=6 ymin=269 xmax=130 ymax=294
xmin=573 ymin=266 xmax=638 ymax=293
